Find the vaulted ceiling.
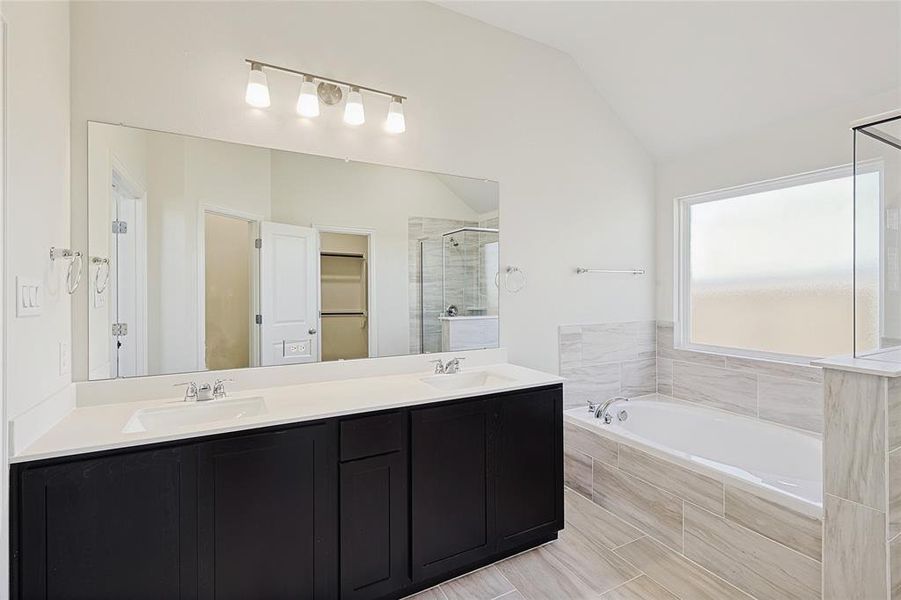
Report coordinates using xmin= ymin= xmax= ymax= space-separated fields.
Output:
xmin=441 ymin=1 xmax=900 ymax=160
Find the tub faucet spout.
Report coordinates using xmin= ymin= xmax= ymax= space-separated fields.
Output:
xmin=594 ymin=396 xmax=630 ymax=423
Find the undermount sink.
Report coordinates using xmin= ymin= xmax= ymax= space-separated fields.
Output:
xmin=122 ymin=396 xmax=268 ymax=433
xmin=420 ymin=370 xmax=515 ymax=391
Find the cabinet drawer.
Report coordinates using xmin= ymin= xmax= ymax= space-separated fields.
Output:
xmin=340 ymin=412 xmax=403 ymax=461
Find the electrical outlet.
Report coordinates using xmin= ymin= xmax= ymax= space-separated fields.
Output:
xmin=59 ymin=340 xmax=71 ymax=375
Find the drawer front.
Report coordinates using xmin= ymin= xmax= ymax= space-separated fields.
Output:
xmin=340 ymin=412 xmax=404 ymax=462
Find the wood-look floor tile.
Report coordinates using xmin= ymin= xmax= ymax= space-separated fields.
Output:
xmin=564 ymin=487 xmax=643 ymax=550
xmin=495 ymin=546 xmax=597 ymax=600
xmin=405 ymin=585 xmax=449 ymax=600
xmin=614 ymin=536 xmax=752 ymax=600
xmin=441 ymin=566 xmax=513 ymax=600
xmin=599 ymin=575 xmax=679 ymax=600
xmin=541 ymin=528 xmax=639 ymax=595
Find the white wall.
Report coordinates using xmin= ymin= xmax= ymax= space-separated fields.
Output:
xmin=269 ymin=150 xmax=481 ymax=358
xmin=69 ymin=0 xmax=656 ymax=375
xmin=656 ymin=89 xmax=901 ymax=323
xmin=2 ymin=0 xmax=71 ymax=592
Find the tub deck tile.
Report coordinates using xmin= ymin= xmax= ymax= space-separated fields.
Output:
xmin=617 ymin=444 xmax=724 ymax=515
xmin=592 ymin=461 xmax=684 ymax=552
xmin=563 ymin=448 xmax=592 ymax=497
xmin=724 ymin=484 xmax=823 ymax=561
xmin=564 ymin=419 xmax=618 ymax=466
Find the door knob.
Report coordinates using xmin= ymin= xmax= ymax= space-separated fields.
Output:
xmin=309 ymin=328 xmax=317 ymax=334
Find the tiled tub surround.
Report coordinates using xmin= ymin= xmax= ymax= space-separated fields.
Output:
xmin=821 ymin=369 xmax=901 ymax=599
xmin=559 ymin=321 xmax=824 ymax=434
xmin=656 ymin=322 xmax=825 ymax=433
xmin=564 ymin=405 xmax=823 ymax=600
xmin=559 ymin=321 xmax=657 ymax=409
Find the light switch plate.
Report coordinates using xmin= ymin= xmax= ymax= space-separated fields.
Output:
xmin=15 ymin=276 xmax=42 ymax=317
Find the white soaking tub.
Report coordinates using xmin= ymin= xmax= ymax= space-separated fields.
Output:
xmin=565 ymin=397 xmax=822 ymax=516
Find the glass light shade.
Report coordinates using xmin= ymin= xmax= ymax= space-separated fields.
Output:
xmin=385 ymin=99 xmax=405 ymax=134
xmin=245 ymin=67 xmax=270 ymax=108
xmin=296 ymin=79 xmax=320 ymax=118
xmin=344 ymin=89 xmax=365 ymax=126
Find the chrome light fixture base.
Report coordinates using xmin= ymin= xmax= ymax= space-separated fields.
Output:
xmin=317 ymin=82 xmax=343 ymax=106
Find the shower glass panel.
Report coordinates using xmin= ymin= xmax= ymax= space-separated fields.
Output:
xmin=854 ymin=111 xmax=901 ymax=361
xmin=442 ymin=228 xmax=500 ymax=318
xmin=419 ymin=238 xmax=444 ymax=354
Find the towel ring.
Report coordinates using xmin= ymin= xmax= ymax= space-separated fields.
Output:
xmin=92 ymin=257 xmax=110 ymax=294
xmin=503 ymin=266 xmax=526 ymax=294
xmin=50 ymin=247 xmax=84 ymax=295
xmin=66 ymin=252 xmax=84 ymax=295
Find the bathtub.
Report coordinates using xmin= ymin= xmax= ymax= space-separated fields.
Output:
xmin=565 ymin=398 xmax=822 ymax=516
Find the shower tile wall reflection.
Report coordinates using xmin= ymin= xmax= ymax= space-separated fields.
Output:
xmin=409 ymin=216 xmax=499 ymax=354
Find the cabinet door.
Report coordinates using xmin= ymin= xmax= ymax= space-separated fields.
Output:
xmin=410 ymin=399 xmax=495 ymax=582
xmin=495 ymin=387 xmax=563 ymax=551
xmin=197 ymin=424 xmax=337 ymax=600
xmin=13 ymin=446 xmax=198 ymax=600
xmin=339 ymin=452 xmax=408 ymax=599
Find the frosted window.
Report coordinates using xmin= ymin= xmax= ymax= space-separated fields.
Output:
xmin=686 ymin=170 xmax=880 ymax=358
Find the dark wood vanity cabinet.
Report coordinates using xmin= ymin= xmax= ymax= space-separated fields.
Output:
xmin=13 ymin=445 xmax=199 ymax=600
xmin=196 ymin=424 xmax=338 ymax=600
xmin=338 ymin=412 xmax=408 ymax=600
xmin=410 ymin=398 xmax=496 ymax=582
xmin=10 ymin=384 xmax=562 ymax=600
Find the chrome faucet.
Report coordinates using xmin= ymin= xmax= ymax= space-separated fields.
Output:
xmin=213 ymin=378 xmax=233 ymax=400
xmin=590 ymin=396 xmax=630 ymax=423
xmin=429 ymin=357 xmax=466 ymax=374
xmin=445 ymin=357 xmax=465 ymax=374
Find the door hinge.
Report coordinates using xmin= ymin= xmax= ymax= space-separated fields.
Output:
xmin=255 ymin=314 xmax=262 ymax=325
xmin=112 ymin=220 xmax=128 ymax=234
xmin=111 ymin=323 xmax=128 ymax=336
xmin=255 ymin=238 xmax=262 ymax=249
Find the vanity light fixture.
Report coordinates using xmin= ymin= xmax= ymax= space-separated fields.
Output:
xmin=343 ymin=87 xmax=365 ymax=126
xmin=244 ymin=63 xmax=271 ymax=108
xmin=296 ymin=75 xmax=320 ymax=118
xmin=385 ymin=97 xmax=405 ymax=134
xmin=244 ymin=59 xmax=406 ymax=133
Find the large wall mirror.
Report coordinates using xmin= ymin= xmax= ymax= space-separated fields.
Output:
xmin=85 ymin=122 xmax=500 ymax=380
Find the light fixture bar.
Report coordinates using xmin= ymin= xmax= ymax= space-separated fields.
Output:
xmin=245 ymin=59 xmax=406 ymax=100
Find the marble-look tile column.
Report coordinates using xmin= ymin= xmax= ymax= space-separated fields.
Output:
xmin=821 ymin=365 xmax=901 ymax=599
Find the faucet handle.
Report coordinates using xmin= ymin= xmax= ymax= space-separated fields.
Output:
xmin=213 ymin=378 xmax=234 ymax=399
xmin=448 ymin=357 xmax=467 ymax=373
xmin=174 ymin=381 xmax=198 ymax=402
xmin=429 ymin=359 xmax=445 ymax=374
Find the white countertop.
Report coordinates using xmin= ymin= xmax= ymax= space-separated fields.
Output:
xmin=438 ymin=315 xmax=499 ymax=321
xmin=13 ymin=363 xmax=562 ymax=464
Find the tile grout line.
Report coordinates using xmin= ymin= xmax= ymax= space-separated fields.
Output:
xmin=684 ymin=500 xmax=822 ymax=565
xmin=597 ymin=573 xmax=644 ymax=599
xmin=612 ymin=537 xmax=756 ymax=600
